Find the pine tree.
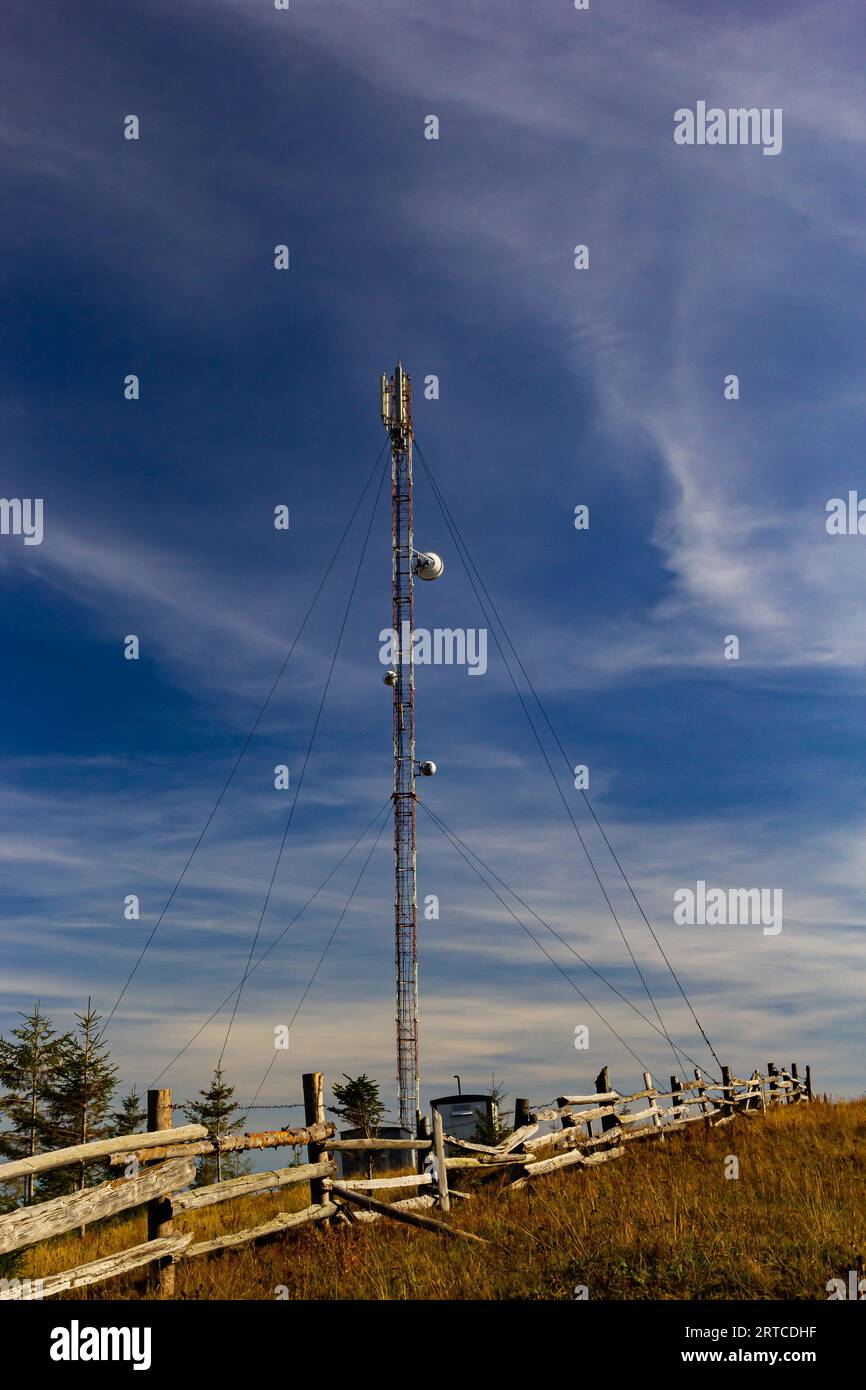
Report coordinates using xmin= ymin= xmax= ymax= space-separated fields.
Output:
xmin=40 ymin=1000 xmax=118 ymax=1197
xmin=0 ymin=1004 xmax=68 ymax=1205
xmin=471 ymin=1077 xmax=512 ymax=1145
xmin=329 ymin=1073 xmax=387 ymax=1136
xmin=329 ymin=1074 xmax=388 ymax=1180
xmin=183 ymin=1064 xmax=248 ymax=1185
xmin=111 ymin=1085 xmax=146 ymax=1136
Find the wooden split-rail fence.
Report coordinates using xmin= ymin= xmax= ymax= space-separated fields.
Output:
xmin=0 ymin=1060 xmax=813 ymax=1299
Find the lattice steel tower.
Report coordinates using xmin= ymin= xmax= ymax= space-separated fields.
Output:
xmin=380 ymin=363 xmax=443 ymax=1129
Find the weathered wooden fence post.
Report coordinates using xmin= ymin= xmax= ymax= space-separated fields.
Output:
xmin=670 ymin=1074 xmax=683 ymax=1125
xmin=596 ymin=1066 xmax=618 ymax=1138
xmin=416 ymin=1113 xmax=431 ymax=1174
xmin=431 ymin=1106 xmax=450 ymax=1213
xmin=753 ymin=1069 xmax=767 ymax=1113
xmin=790 ymin=1063 xmax=800 ymax=1103
xmin=643 ymin=1071 xmax=663 ymax=1136
xmin=303 ymin=1072 xmax=327 ymax=1207
xmin=557 ymin=1095 xmax=581 ymax=1137
xmin=146 ymin=1088 xmax=175 ymax=1298
xmin=805 ymin=1065 xmax=813 ymax=1102
xmin=514 ymin=1098 xmax=531 ymax=1131
xmin=720 ymin=1065 xmax=733 ymax=1118
xmin=767 ymin=1061 xmax=779 ymax=1105
xmin=694 ymin=1068 xmax=711 ymax=1126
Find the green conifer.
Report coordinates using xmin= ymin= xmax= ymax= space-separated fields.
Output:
xmin=0 ymin=1003 xmax=67 ymax=1205
xmin=40 ymin=1000 xmax=118 ymax=1197
xmin=183 ymin=1064 xmax=248 ymax=1184
xmin=111 ymin=1084 xmax=147 ymax=1136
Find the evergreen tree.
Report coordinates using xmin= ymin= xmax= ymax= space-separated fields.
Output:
xmin=329 ymin=1073 xmax=387 ymax=1136
xmin=183 ymin=1064 xmax=248 ymax=1184
xmin=40 ymin=1000 xmax=118 ymax=1197
xmin=111 ymin=1085 xmax=146 ymax=1136
xmin=0 ymin=1004 xmax=68 ymax=1205
xmin=329 ymin=1073 xmax=388 ymax=1179
xmin=471 ymin=1078 xmax=512 ymax=1146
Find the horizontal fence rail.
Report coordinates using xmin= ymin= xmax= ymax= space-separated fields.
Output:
xmin=0 ymin=1158 xmax=196 ymax=1256
xmin=170 ymin=1160 xmax=337 ymax=1214
xmin=107 ymin=1121 xmax=335 ymax=1167
xmin=0 ymin=1126 xmax=207 ymax=1183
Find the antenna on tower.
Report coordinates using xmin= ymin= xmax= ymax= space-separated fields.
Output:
xmin=381 ymin=362 xmax=442 ymax=1130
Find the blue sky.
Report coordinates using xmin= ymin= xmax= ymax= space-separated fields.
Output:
xmin=2 ymin=0 xmax=865 ymax=1121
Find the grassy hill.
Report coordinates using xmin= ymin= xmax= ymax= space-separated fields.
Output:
xmin=20 ymin=1097 xmax=865 ymax=1300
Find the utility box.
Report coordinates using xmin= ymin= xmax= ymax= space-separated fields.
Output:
xmin=431 ymin=1094 xmax=498 ymax=1155
xmin=337 ymin=1125 xmax=415 ymax=1179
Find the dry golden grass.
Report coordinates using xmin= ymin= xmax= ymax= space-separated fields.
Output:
xmin=20 ymin=1098 xmax=866 ymax=1301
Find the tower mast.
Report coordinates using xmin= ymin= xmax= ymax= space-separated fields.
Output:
xmin=380 ymin=363 xmax=442 ymax=1130
xmin=383 ymin=362 xmax=419 ymax=1130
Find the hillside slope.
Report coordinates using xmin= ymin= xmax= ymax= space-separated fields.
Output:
xmin=21 ymin=1097 xmax=864 ymax=1300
